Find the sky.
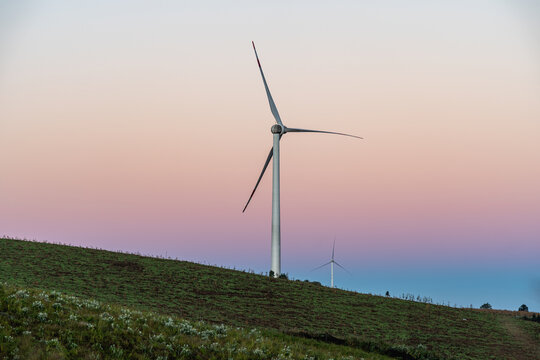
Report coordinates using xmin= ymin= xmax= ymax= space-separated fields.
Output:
xmin=1 ymin=0 xmax=539 ymax=311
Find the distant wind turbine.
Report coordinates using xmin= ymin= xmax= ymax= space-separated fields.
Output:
xmin=243 ymin=42 xmax=362 ymax=277
xmin=312 ymin=239 xmax=351 ymax=288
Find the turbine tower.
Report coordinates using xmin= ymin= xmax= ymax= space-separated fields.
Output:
xmin=243 ymin=42 xmax=362 ymax=277
xmin=312 ymin=239 xmax=351 ymax=288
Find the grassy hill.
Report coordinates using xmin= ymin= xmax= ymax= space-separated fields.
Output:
xmin=0 ymin=282 xmax=390 ymax=359
xmin=1 ymin=237 xmax=539 ymax=359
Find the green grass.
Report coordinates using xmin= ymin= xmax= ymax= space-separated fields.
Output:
xmin=0 ymin=282 xmax=391 ymax=359
xmin=1 ymin=237 xmax=538 ymax=359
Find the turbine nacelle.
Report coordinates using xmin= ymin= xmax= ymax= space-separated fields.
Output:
xmin=271 ymin=124 xmax=284 ymax=134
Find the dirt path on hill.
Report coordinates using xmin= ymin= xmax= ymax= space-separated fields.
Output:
xmin=499 ymin=316 xmax=540 ymax=360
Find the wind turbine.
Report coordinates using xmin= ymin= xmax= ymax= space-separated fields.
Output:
xmin=312 ymin=239 xmax=350 ymax=288
xmin=243 ymin=42 xmax=362 ymax=277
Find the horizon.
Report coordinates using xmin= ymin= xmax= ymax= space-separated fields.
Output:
xmin=2 ymin=235 xmax=538 ymax=313
xmin=1 ymin=1 xmax=539 ymax=313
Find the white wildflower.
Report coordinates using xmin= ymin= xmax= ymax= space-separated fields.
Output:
xmin=38 ymin=292 xmax=49 ymax=302
xmin=279 ymin=345 xmax=292 ymax=359
xmin=4 ymin=335 xmax=14 ymax=342
xmin=32 ymin=301 xmax=44 ymax=309
xmin=14 ymin=290 xmax=29 ymax=299
xmin=178 ymin=320 xmax=197 ymax=335
xmin=119 ymin=311 xmax=131 ymax=322
xmin=201 ymin=329 xmax=216 ymax=340
xmin=214 ymin=324 xmax=227 ymax=337
xmin=164 ymin=317 xmax=175 ymax=327
xmin=100 ymin=312 xmax=114 ymax=322
xmin=84 ymin=299 xmax=101 ymax=310
xmin=180 ymin=344 xmax=191 ymax=356
xmin=37 ymin=312 xmax=48 ymax=322
xmin=152 ymin=333 xmax=165 ymax=342
xmin=46 ymin=338 xmax=60 ymax=348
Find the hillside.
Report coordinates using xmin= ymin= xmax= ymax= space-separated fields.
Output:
xmin=1 ymin=238 xmax=539 ymax=359
xmin=0 ymin=282 xmax=390 ymax=359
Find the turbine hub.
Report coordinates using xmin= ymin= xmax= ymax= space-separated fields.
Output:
xmin=271 ymin=124 xmax=283 ymax=134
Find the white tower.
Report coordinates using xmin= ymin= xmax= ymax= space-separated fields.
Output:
xmin=271 ymin=124 xmax=281 ymax=275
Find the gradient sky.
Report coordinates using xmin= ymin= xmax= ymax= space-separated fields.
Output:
xmin=1 ymin=1 xmax=539 ymax=311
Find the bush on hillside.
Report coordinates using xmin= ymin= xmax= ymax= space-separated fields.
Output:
xmin=480 ymin=303 xmax=492 ymax=309
xmin=518 ymin=304 xmax=528 ymax=312
xmin=521 ymin=313 xmax=540 ymax=323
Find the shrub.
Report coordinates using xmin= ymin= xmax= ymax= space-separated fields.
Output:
xmin=480 ymin=303 xmax=492 ymax=309
xmin=518 ymin=304 xmax=528 ymax=312
xmin=522 ymin=313 xmax=540 ymax=323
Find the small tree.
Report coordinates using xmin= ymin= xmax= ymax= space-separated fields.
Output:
xmin=480 ymin=303 xmax=492 ymax=309
xmin=385 ymin=291 xmax=390 ymax=297
xmin=269 ymin=270 xmax=275 ymax=278
xmin=518 ymin=304 xmax=528 ymax=312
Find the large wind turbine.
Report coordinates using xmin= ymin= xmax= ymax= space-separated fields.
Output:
xmin=243 ymin=42 xmax=361 ymax=277
xmin=312 ymin=240 xmax=351 ymax=288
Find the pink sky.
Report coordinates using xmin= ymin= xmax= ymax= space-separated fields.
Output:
xmin=1 ymin=1 xmax=539 ymax=309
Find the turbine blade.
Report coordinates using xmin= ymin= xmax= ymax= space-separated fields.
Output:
xmin=332 ymin=239 xmax=335 ymax=260
xmin=310 ymin=261 xmax=332 ymax=272
xmin=242 ymin=145 xmax=274 ymax=213
xmin=334 ymin=261 xmax=352 ymax=275
xmin=284 ymin=127 xmax=362 ymax=139
xmin=252 ymin=41 xmax=283 ymax=126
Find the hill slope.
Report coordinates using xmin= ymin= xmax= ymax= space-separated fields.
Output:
xmin=0 ymin=282 xmax=390 ymax=359
xmin=1 ymin=238 xmax=538 ymax=359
